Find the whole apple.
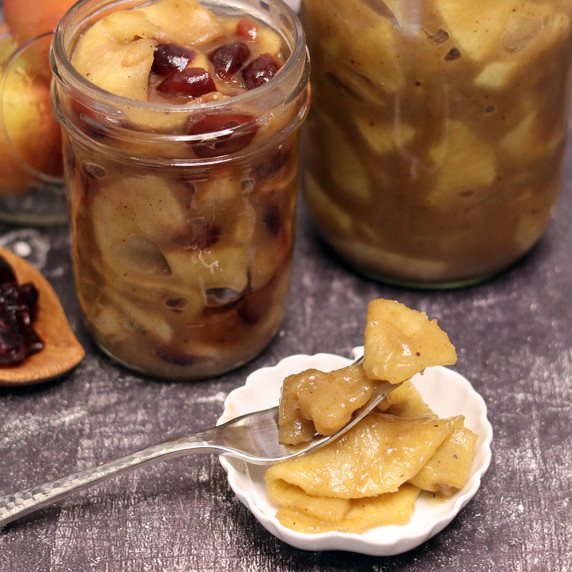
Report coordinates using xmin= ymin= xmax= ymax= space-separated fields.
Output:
xmin=0 ymin=32 xmax=63 ymax=195
xmin=4 ymin=0 xmax=78 ymax=45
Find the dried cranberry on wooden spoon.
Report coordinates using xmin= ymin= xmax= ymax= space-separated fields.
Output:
xmin=0 ymin=247 xmax=84 ymax=385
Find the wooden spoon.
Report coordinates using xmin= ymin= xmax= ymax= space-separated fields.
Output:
xmin=0 ymin=247 xmax=84 ymax=386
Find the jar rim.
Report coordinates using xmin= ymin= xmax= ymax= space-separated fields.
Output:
xmin=50 ymin=0 xmax=308 ymax=116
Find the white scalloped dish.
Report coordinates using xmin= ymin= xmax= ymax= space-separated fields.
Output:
xmin=218 ymin=348 xmax=493 ymax=556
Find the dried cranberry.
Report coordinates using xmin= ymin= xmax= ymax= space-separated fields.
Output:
xmin=165 ymin=298 xmax=187 ymax=309
xmin=158 ymin=68 xmax=217 ymax=98
xmin=187 ymin=113 xmax=258 ymax=158
xmin=156 ymin=344 xmax=196 ymax=366
xmin=152 ymin=43 xmax=196 ymax=75
xmin=236 ymin=18 xmax=258 ymax=41
xmin=254 ymin=149 xmax=290 ymax=180
xmin=242 ymin=54 xmax=280 ymax=90
xmin=237 ymin=277 xmax=276 ymax=325
xmin=18 ymin=283 xmax=40 ymax=321
xmin=171 ymin=217 xmax=220 ymax=250
xmin=82 ymin=163 xmax=106 ymax=180
xmin=0 ymin=257 xmax=17 ymax=285
xmin=263 ymin=204 xmax=282 ymax=237
xmin=201 ymin=305 xmax=240 ymax=339
xmin=0 ymin=256 xmax=44 ymax=365
xmin=209 ymin=42 xmax=251 ymax=78
xmin=79 ymin=160 xmax=105 ymax=200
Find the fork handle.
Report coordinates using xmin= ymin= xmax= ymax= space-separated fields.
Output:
xmin=0 ymin=433 xmax=218 ymax=528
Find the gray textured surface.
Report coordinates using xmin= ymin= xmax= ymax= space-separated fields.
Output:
xmin=0 ymin=151 xmax=571 ymax=570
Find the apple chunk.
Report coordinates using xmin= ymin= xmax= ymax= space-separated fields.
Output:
xmin=363 ymin=299 xmax=457 ymax=383
xmin=138 ymin=0 xmax=224 ymax=46
xmin=266 ymin=412 xmax=459 ymax=498
xmin=72 ymin=20 xmax=157 ymax=100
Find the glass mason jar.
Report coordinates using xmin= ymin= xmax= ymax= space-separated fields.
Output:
xmin=301 ymin=0 xmax=572 ymax=288
xmin=51 ymin=0 xmax=310 ymax=379
xmin=0 ymin=30 xmax=66 ymax=225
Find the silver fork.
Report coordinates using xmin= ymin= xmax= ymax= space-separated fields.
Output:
xmin=0 ymin=373 xmax=399 ymax=528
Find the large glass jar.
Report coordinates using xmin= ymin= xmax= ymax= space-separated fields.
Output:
xmin=51 ymin=0 xmax=310 ymax=379
xmin=301 ymin=0 xmax=572 ymax=288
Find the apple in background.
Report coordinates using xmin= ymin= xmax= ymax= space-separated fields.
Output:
xmin=0 ymin=0 xmax=71 ymax=196
xmin=4 ymin=0 xmax=77 ymax=45
xmin=0 ymin=30 xmax=63 ymax=196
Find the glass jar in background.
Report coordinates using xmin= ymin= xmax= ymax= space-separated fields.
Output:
xmin=301 ymin=0 xmax=572 ymax=288
xmin=0 ymin=30 xmax=66 ymax=225
xmin=51 ymin=0 xmax=310 ymax=379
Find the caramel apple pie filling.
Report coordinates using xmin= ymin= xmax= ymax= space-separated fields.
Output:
xmin=269 ymin=299 xmax=477 ymax=534
xmin=52 ymin=0 xmax=309 ymax=378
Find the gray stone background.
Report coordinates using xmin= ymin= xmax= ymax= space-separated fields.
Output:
xmin=0 ymin=0 xmax=570 ymax=564
xmin=0 ymin=153 xmax=571 ymax=570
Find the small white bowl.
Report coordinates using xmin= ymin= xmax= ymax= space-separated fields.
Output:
xmin=218 ymin=348 xmax=493 ymax=556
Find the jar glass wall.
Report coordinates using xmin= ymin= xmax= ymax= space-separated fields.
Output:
xmin=51 ymin=0 xmax=310 ymax=379
xmin=301 ymin=0 xmax=572 ymax=288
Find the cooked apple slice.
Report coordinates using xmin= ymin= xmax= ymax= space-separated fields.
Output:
xmin=427 ymin=120 xmax=496 ymax=202
xmin=91 ymin=9 xmax=160 ymax=42
xmin=379 ymin=379 xmax=436 ymax=418
xmin=320 ymin=111 xmax=372 ymax=203
xmin=278 ymin=364 xmax=378 ymax=445
xmin=435 ymin=0 xmax=527 ymax=63
xmin=72 ymin=22 xmax=156 ymax=100
xmin=256 ymin=27 xmax=283 ymax=57
xmin=166 ymin=245 xmax=249 ymax=295
xmin=269 ymin=480 xmax=420 ymax=533
xmin=266 ymin=412 xmax=459 ymax=498
xmin=363 ymin=298 xmax=457 ymax=383
xmin=266 ymin=478 xmax=351 ymax=525
xmin=138 ymin=0 xmax=224 ymax=46
xmin=409 ymin=425 xmax=478 ymax=496
xmin=303 ymin=0 xmax=405 ymax=95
